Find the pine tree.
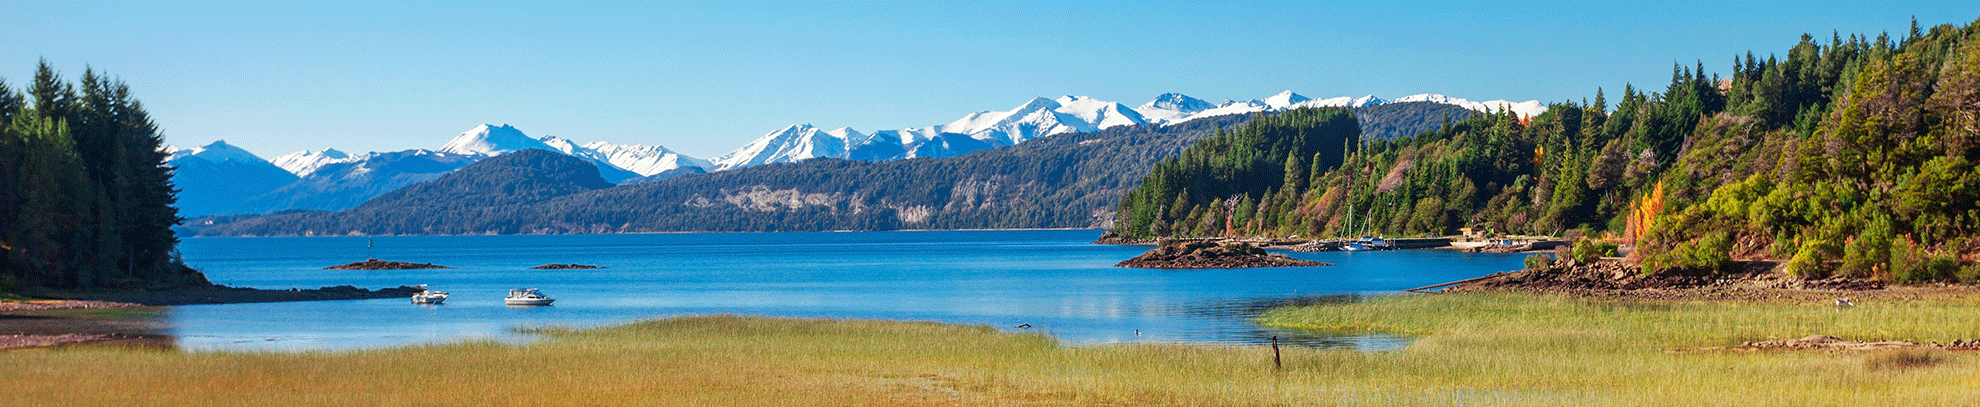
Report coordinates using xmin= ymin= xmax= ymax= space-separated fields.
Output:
xmin=2 ymin=63 xmax=203 ymax=291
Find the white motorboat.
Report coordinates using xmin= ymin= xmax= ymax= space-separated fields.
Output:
xmin=411 ymin=285 xmax=448 ymax=305
xmin=505 ymin=288 xmax=554 ymax=306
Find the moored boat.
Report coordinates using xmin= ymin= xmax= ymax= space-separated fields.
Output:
xmin=411 ymin=285 xmax=449 ymax=305
xmin=505 ymin=288 xmax=554 ymax=306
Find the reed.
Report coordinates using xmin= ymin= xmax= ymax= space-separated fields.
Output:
xmin=4 ymin=293 xmax=1979 ymax=406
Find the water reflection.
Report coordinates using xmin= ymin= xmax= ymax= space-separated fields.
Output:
xmin=0 ymin=308 xmax=179 ymax=351
xmin=1160 ymin=295 xmax=1411 ymax=350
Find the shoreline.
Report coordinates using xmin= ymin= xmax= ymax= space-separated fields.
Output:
xmin=0 ymin=301 xmax=167 ymax=350
xmin=186 ymin=228 xmax=1112 ymax=238
xmin=2 ymin=285 xmax=422 ymax=350
xmin=41 ymin=284 xmax=426 ymax=306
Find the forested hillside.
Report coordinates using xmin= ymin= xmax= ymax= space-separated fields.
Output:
xmin=1116 ymin=19 xmax=1980 ymax=283
xmin=1354 ymin=101 xmax=1476 ymax=140
xmin=1 ymin=62 xmax=207 ymax=291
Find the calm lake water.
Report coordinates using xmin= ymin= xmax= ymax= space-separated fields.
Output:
xmin=173 ymin=230 xmax=1524 ymax=351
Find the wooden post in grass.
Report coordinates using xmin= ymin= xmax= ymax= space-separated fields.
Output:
xmin=1272 ymin=335 xmax=1282 ymax=370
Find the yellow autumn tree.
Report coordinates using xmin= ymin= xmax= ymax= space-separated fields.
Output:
xmin=1626 ymin=182 xmax=1667 ymax=245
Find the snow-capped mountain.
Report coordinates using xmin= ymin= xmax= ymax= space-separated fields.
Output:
xmin=713 ymin=95 xmax=1148 ymax=170
xmin=939 ymin=95 xmax=1147 ymax=146
xmin=530 ymin=136 xmax=635 ymax=182
xmin=175 ymin=90 xmax=1548 ymax=217
xmin=577 ymin=141 xmax=712 ymax=177
xmin=175 ymin=124 xmax=711 ymax=216
xmin=711 ymin=124 xmax=862 ymax=170
xmin=1135 ymin=93 xmax=1217 ymax=124
xmin=438 ymin=124 xmax=553 ymax=156
xmin=271 ymin=148 xmax=362 ymax=177
xmin=165 ymin=140 xmax=300 ymax=217
xmin=235 ymin=149 xmax=481 ymax=214
xmin=1297 ymin=95 xmax=1388 ymax=109
xmin=1260 ymin=90 xmax=1312 ymax=110
xmin=166 ymin=140 xmax=271 ymax=164
xmin=707 ymin=90 xmax=1545 ymax=171
xmin=434 ymin=124 xmax=698 ymax=182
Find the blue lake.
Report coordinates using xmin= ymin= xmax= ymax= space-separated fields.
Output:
xmin=173 ymin=230 xmax=1524 ymax=351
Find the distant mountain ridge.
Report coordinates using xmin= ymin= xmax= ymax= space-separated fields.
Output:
xmin=355 ymin=149 xmax=613 ymax=212
xmin=164 ymin=140 xmax=298 ymax=217
xmin=181 ymin=114 xmax=1258 ymax=236
xmin=184 ymin=101 xmax=1481 ymax=236
xmin=168 ymin=91 xmax=1541 ymax=217
xmin=709 ymin=91 xmax=1545 ymax=171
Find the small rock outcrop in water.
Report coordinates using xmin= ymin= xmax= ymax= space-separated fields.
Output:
xmin=324 ymin=259 xmax=450 ymax=270
xmin=530 ymin=264 xmax=604 ymax=269
xmin=1116 ymin=241 xmax=1330 ymax=269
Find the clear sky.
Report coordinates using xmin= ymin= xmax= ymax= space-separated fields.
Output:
xmin=4 ymin=1 xmax=1975 ymax=159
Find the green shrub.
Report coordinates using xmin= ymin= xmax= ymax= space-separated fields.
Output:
xmin=1523 ymin=253 xmax=1556 ymax=270
xmin=1891 ymin=239 xmax=1962 ymax=283
xmin=1571 ymin=240 xmax=1620 ymax=263
xmin=1785 ymin=239 xmax=1840 ymax=279
xmin=1644 ymin=231 xmax=1736 ymax=275
xmin=1839 ymin=216 xmax=1894 ymax=278
xmin=1959 ymin=263 xmax=1980 ymax=283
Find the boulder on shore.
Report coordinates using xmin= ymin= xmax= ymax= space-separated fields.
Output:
xmin=1116 ymin=241 xmax=1330 ymax=269
xmin=324 ymin=259 xmax=450 ymax=270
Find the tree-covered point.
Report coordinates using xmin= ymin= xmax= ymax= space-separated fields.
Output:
xmin=1119 ymin=17 xmax=1980 ymax=283
xmin=1 ymin=61 xmax=207 ymax=292
xmin=1112 ymin=107 xmax=1361 ymax=239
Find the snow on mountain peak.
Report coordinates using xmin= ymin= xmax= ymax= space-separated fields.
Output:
xmin=167 ymin=140 xmax=268 ymax=164
xmin=1140 ymin=93 xmax=1214 ymax=112
xmin=1262 ymin=90 xmax=1312 ymax=109
xmin=438 ymin=124 xmax=552 ymax=156
xmin=1296 ymin=95 xmax=1387 ymax=109
xmin=574 ymin=140 xmax=712 ymax=177
xmin=537 ymin=135 xmax=584 ymax=155
xmin=711 ymin=123 xmax=848 ymax=170
xmin=271 ymin=148 xmax=363 ymax=176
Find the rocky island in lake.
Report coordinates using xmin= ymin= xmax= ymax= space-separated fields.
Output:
xmin=1116 ymin=241 xmax=1330 ymax=269
xmin=324 ymin=259 xmax=451 ymax=270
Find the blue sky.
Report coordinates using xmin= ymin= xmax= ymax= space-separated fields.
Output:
xmin=4 ymin=1 xmax=1975 ymax=159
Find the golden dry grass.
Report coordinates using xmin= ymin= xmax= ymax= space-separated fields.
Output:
xmin=4 ymin=293 xmax=1979 ymax=406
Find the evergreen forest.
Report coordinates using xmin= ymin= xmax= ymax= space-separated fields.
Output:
xmin=1114 ymin=18 xmax=1980 ymax=283
xmin=0 ymin=62 xmax=207 ymax=292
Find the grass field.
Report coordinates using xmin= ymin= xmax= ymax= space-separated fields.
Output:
xmin=4 ymin=293 xmax=1978 ymax=406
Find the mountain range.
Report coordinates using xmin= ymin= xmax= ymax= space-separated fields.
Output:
xmin=708 ymin=91 xmax=1543 ymax=171
xmin=165 ymin=91 xmax=1540 ymax=217
xmin=179 ymin=114 xmax=1259 ymax=236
